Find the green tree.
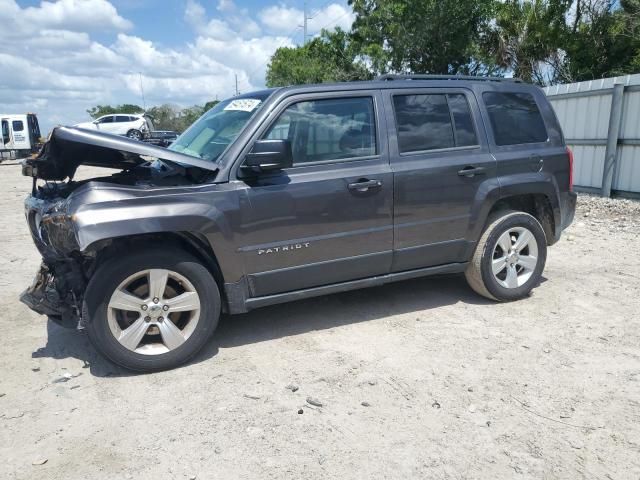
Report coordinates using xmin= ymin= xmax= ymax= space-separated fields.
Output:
xmin=348 ymin=0 xmax=495 ymax=75
xmin=203 ymin=100 xmax=220 ymax=111
xmin=145 ymin=104 xmax=179 ymax=131
xmin=266 ymin=28 xmax=371 ymax=87
xmin=176 ymin=105 xmax=205 ymax=132
xmin=481 ymin=0 xmax=572 ymax=84
xmin=564 ymin=0 xmax=640 ymax=81
xmin=145 ymin=104 xmax=205 ymax=133
xmin=86 ymin=104 xmax=144 ymax=119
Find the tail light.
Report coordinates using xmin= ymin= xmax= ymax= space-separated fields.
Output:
xmin=566 ymin=146 xmax=574 ymax=192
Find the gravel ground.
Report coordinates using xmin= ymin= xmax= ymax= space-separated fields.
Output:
xmin=1 ymin=163 xmax=639 ymax=480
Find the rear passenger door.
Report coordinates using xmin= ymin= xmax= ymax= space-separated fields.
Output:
xmin=384 ymin=88 xmax=497 ymax=272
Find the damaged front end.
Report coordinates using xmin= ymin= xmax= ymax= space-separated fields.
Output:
xmin=21 ymin=185 xmax=97 ymax=329
xmin=20 ymin=126 xmax=219 ymax=329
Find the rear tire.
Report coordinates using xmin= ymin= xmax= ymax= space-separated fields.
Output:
xmin=84 ymin=248 xmax=220 ymax=372
xmin=465 ymin=210 xmax=547 ymax=301
xmin=126 ymin=129 xmax=143 ymax=141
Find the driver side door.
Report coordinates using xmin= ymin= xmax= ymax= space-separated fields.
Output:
xmin=96 ymin=115 xmax=116 ymax=133
xmin=234 ymin=91 xmax=394 ymax=298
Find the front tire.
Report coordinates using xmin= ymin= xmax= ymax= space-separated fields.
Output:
xmin=465 ymin=210 xmax=547 ymax=301
xmin=84 ymin=248 xmax=220 ymax=372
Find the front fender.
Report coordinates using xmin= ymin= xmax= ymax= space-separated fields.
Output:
xmin=69 ymin=185 xmax=244 ymax=282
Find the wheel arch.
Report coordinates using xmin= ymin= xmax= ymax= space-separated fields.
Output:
xmin=84 ymin=231 xmax=229 ymax=311
xmin=469 ymin=178 xmax=561 ymax=251
xmin=487 ymin=193 xmax=556 ymax=245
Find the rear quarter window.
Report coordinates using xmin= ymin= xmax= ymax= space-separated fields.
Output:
xmin=483 ymin=92 xmax=548 ymax=146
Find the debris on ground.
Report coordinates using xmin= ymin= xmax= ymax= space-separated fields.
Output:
xmin=52 ymin=372 xmax=82 ymax=383
xmin=306 ymin=397 xmax=323 ymax=407
xmin=243 ymin=393 xmax=262 ymax=400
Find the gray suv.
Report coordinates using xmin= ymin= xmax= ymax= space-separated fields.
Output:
xmin=21 ymin=75 xmax=576 ymax=371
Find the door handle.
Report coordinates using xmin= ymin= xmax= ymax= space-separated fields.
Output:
xmin=348 ymin=179 xmax=383 ymax=192
xmin=458 ymin=166 xmax=486 ymax=177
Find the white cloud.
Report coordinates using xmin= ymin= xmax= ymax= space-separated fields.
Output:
xmin=185 ymin=0 xmax=261 ymax=39
xmin=0 ymin=0 xmax=353 ymax=135
xmin=217 ymin=0 xmax=236 ymax=13
xmin=0 ymin=0 xmax=132 ymax=35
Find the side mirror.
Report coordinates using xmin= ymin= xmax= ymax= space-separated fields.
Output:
xmin=243 ymin=139 xmax=292 ymax=172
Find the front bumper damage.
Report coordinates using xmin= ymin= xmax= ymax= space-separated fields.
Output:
xmin=20 ymin=263 xmax=83 ymax=329
xmin=20 ymin=195 xmax=89 ymax=329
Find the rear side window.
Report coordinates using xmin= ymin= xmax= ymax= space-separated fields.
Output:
xmin=392 ymin=93 xmax=478 ymax=153
xmin=115 ymin=115 xmax=130 ymax=122
xmin=483 ymin=92 xmax=548 ymax=146
xmin=12 ymin=120 xmax=24 ymax=132
xmin=264 ymin=97 xmax=377 ymax=164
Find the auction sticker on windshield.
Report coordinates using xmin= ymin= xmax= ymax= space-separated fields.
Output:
xmin=223 ymin=99 xmax=262 ymax=112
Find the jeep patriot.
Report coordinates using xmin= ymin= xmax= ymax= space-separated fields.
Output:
xmin=21 ymin=75 xmax=577 ymax=371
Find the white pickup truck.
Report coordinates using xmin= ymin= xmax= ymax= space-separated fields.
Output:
xmin=1 ymin=113 xmax=42 ymax=161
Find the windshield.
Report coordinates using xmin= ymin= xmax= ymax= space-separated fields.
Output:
xmin=169 ymin=94 xmax=269 ymax=162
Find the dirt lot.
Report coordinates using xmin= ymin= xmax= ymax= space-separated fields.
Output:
xmin=1 ymin=162 xmax=639 ymax=480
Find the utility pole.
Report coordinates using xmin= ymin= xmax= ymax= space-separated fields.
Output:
xmin=303 ymin=1 xmax=308 ymax=44
xmin=234 ymin=74 xmax=239 ymax=96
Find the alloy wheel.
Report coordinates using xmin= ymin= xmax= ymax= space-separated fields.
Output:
xmin=107 ymin=269 xmax=201 ymax=355
xmin=491 ymin=227 xmax=539 ymax=289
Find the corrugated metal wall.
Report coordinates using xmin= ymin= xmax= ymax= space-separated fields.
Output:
xmin=544 ymin=74 xmax=640 ymax=195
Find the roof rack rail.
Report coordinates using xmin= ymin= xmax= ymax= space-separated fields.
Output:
xmin=375 ymin=74 xmax=523 ymax=83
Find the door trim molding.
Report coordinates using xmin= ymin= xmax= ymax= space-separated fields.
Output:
xmin=241 ymin=262 xmax=467 ymax=311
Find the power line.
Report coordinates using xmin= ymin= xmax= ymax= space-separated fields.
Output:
xmin=316 ymin=9 xmax=351 ymax=32
xmin=308 ymin=0 xmax=333 ymax=19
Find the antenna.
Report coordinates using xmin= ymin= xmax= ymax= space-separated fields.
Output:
xmin=138 ymin=72 xmax=146 ymax=111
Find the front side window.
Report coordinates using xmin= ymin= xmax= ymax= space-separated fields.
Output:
xmin=392 ymin=93 xmax=478 ymax=153
xmin=98 ymin=116 xmax=114 ymax=124
xmin=483 ymin=92 xmax=548 ymax=146
xmin=170 ymin=94 xmax=270 ymax=162
xmin=12 ymin=120 xmax=24 ymax=132
xmin=263 ymin=97 xmax=377 ymax=165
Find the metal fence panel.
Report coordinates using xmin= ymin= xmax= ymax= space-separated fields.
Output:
xmin=544 ymin=74 xmax=640 ymax=195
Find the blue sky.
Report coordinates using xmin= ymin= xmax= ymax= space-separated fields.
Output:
xmin=0 ymin=0 xmax=354 ymax=133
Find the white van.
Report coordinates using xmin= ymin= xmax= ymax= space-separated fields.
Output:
xmin=0 ymin=114 xmax=42 ymax=161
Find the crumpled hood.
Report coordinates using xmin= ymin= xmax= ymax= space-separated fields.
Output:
xmin=22 ymin=126 xmax=219 ymax=181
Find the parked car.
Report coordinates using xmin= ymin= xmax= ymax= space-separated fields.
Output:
xmin=21 ymin=75 xmax=576 ymax=371
xmin=143 ymin=130 xmax=179 ymax=148
xmin=74 ymin=114 xmax=150 ymax=140
xmin=1 ymin=113 xmax=41 ymax=160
